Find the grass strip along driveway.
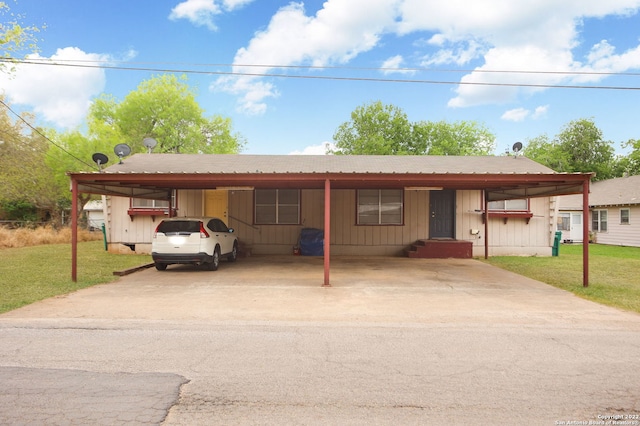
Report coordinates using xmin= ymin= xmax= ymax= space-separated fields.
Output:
xmin=483 ymin=244 xmax=640 ymax=314
xmin=0 ymin=241 xmax=151 ymax=314
xmin=1 ymin=241 xmax=639 ymax=315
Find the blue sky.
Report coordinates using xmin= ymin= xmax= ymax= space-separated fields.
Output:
xmin=2 ymin=0 xmax=640 ymax=155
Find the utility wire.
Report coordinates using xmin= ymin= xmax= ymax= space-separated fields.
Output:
xmin=2 ymin=57 xmax=639 ymax=91
xmin=0 ymin=99 xmax=99 ymax=171
xmin=7 ymin=56 xmax=640 ymax=77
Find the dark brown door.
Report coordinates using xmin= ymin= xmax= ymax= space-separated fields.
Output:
xmin=429 ymin=190 xmax=455 ymax=239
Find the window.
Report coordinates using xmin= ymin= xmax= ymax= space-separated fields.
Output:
xmin=620 ymin=208 xmax=630 ymax=225
xmin=488 ymin=199 xmax=529 ymax=211
xmin=357 ymin=189 xmax=403 ymax=225
xmin=208 ymin=218 xmax=230 ymax=233
xmin=131 ymin=198 xmax=170 ymax=209
xmin=557 ymin=213 xmax=570 ymax=231
xmin=592 ymin=209 xmax=608 ymax=232
xmin=255 ymin=189 xmax=300 ymax=224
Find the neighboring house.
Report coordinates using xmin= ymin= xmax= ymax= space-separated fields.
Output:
xmin=555 ymin=193 xmax=585 ymax=243
xmin=70 ymin=154 xmax=590 ymax=259
xmin=83 ymin=199 xmax=105 ymax=231
xmin=557 ymin=174 xmax=640 ymax=247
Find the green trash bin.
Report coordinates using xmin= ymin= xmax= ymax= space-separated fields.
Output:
xmin=552 ymin=231 xmax=562 ymax=256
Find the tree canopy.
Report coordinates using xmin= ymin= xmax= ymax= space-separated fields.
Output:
xmin=0 ymin=100 xmax=60 ymax=219
xmin=89 ymin=74 xmax=246 ymax=155
xmin=40 ymin=74 xmax=246 ymax=209
xmin=1 ymin=1 xmax=42 ymax=72
xmin=331 ymin=101 xmax=495 ymax=155
xmin=523 ymin=118 xmax=617 ymax=180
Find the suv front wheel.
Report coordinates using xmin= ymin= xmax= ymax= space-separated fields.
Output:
xmin=228 ymin=242 xmax=238 ymax=262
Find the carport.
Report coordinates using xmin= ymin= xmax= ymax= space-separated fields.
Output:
xmin=68 ymin=154 xmax=592 ymax=286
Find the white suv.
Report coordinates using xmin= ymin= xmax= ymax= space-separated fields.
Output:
xmin=151 ymin=217 xmax=238 ymax=271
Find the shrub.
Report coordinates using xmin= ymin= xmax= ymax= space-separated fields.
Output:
xmin=0 ymin=199 xmax=38 ymax=222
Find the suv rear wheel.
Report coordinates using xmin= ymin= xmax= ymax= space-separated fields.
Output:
xmin=155 ymin=262 xmax=167 ymax=271
xmin=207 ymin=246 xmax=220 ymax=271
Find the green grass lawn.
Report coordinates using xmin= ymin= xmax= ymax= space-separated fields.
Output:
xmin=483 ymin=244 xmax=640 ymax=314
xmin=0 ymin=241 xmax=151 ymax=314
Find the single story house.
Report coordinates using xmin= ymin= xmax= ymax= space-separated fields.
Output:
xmin=69 ymin=154 xmax=592 ymax=286
xmin=558 ymin=174 xmax=640 ymax=247
xmin=83 ymin=199 xmax=105 ymax=231
xmin=556 ymin=193 xmax=585 ymax=243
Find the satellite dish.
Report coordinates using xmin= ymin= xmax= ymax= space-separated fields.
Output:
xmin=142 ymin=137 xmax=158 ymax=153
xmin=92 ymin=153 xmax=109 ymax=171
xmin=114 ymin=143 xmax=131 ymax=163
xmin=512 ymin=141 xmax=523 ymax=157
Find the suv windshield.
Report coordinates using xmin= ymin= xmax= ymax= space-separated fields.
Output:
xmin=157 ymin=220 xmax=201 ymax=234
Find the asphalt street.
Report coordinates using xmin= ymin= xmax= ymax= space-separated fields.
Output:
xmin=1 ymin=319 xmax=640 ymax=425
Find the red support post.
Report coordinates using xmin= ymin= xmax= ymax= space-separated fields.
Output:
xmin=323 ymin=178 xmax=331 ymax=287
xmin=71 ymin=178 xmax=78 ymax=282
xmin=583 ymin=179 xmax=590 ymax=287
xmin=484 ymin=190 xmax=489 ymax=259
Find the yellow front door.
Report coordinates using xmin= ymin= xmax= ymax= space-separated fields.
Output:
xmin=204 ymin=190 xmax=229 ymax=221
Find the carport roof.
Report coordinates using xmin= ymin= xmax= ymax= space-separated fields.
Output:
xmin=69 ymin=153 xmax=592 ymax=201
xmin=68 ymin=153 xmax=594 ymax=287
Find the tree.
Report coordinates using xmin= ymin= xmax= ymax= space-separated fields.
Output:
xmin=522 ymin=134 xmax=569 ymax=172
xmin=557 ymin=118 xmax=616 ymax=179
xmin=415 ymin=120 xmax=495 ymax=155
xmin=40 ymin=74 xmax=245 ymax=221
xmin=525 ymin=118 xmax=616 ymax=180
xmin=91 ymin=74 xmax=246 ymax=154
xmin=0 ymin=99 xmax=58 ymax=219
xmin=331 ymin=101 xmax=495 ymax=155
xmin=332 ymin=101 xmax=414 ymax=155
xmin=1 ymin=1 xmax=42 ymax=73
xmin=618 ymin=138 xmax=640 ymax=176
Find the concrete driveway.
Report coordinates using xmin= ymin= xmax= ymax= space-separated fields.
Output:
xmin=2 ymin=256 xmax=640 ymax=425
xmin=3 ymin=255 xmax=639 ymax=328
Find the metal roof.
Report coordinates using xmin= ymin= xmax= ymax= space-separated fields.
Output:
xmin=560 ymin=174 xmax=640 ymax=209
xmin=70 ymin=154 xmax=591 ymax=202
xmin=100 ymin=153 xmax=556 ymax=174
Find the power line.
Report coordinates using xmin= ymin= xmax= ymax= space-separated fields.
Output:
xmin=2 ymin=57 xmax=640 ymax=91
xmin=7 ymin=56 xmax=640 ymax=77
xmin=0 ymin=99 xmax=99 ymax=171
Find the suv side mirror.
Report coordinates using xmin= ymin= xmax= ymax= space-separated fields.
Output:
xmin=228 ymin=228 xmax=235 ymax=233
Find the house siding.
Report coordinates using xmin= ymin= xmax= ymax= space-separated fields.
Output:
xmin=106 ymin=188 xmax=555 ymax=256
xmin=592 ymin=205 xmax=640 ymax=247
xmin=457 ymin=191 xmax=553 ymax=257
xmin=105 ymin=190 xmax=203 ymax=254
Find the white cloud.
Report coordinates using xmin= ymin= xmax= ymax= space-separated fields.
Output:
xmin=397 ymin=0 xmax=640 ymax=107
xmin=421 ymin=40 xmax=485 ymax=66
xmin=501 ymin=105 xmax=549 ymax=122
xmin=289 ymin=142 xmax=336 ymax=155
xmin=169 ymin=0 xmax=254 ymax=30
xmin=381 ymin=55 xmax=414 ymax=75
xmin=532 ymin=105 xmax=549 ymax=119
xmin=501 ymin=108 xmax=529 ymax=122
xmin=213 ymin=0 xmax=640 ymax=114
xmin=0 ymin=47 xmax=109 ymax=128
xmin=213 ymin=0 xmax=398 ymax=114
